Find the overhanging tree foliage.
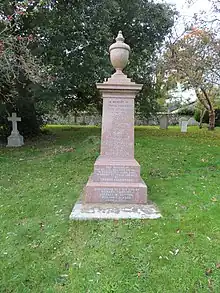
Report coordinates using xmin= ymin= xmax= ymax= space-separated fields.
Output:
xmin=0 ymin=0 xmax=176 ymax=137
xmin=0 ymin=0 xmax=53 ymax=137
xmin=45 ymin=0 xmax=175 ymax=116
xmin=160 ymin=28 xmax=220 ymax=130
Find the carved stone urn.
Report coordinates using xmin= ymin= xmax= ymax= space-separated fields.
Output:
xmin=109 ymin=31 xmax=130 ymax=74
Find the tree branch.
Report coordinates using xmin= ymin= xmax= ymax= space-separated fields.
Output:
xmin=200 ymin=87 xmax=213 ymax=111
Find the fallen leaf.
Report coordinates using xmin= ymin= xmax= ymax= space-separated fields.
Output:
xmin=66 ymin=148 xmax=75 ymax=152
xmin=208 ymin=278 xmax=213 ymax=292
xmin=205 ymin=268 xmax=213 ymax=276
xmin=138 ymin=272 xmax=141 ymax=278
xmin=31 ymin=243 xmax=39 ymax=249
xmin=211 ymin=197 xmax=217 ymax=202
xmin=216 ymin=263 xmax=220 ymax=269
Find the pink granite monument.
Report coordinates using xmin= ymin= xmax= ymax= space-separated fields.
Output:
xmin=70 ymin=31 xmax=161 ymax=219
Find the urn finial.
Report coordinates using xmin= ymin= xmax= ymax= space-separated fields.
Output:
xmin=116 ymin=30 xmax=124 ymax=42
xmin=109 ymin=31 xmax=130 ymax=74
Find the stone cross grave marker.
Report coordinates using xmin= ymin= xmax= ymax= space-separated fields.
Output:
xmin=181 ymin=120 xmax=188 ymax=133
xmin=70 ymin=31 xmax=161 ymax=220
xmin=7 ymin=112 xmax=24 ymax=147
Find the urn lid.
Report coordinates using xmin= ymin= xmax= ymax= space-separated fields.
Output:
xmin=109 ymin=31 xmax=131 ymax=53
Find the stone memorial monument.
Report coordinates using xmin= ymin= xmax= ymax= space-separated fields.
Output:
xmin=160 ymin=114 xmax=169 ymax=129
xmin=7 ymin=113 xmax=24 ymax=147
xmin=70 ymin=31 xmax=161 ymax=220
xmin=181 ymin=120 xmax=188 ymax=133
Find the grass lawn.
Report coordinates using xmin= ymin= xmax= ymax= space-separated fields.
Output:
xmin=0 ymin=126 xmax=220 ymax=293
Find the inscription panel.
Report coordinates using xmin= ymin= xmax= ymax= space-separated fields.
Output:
xmin=101 ymin=98 xmax=134 ymax=158
xmin=94 ymin=165 xmax=140 ymax=182
xmin=94 ymin=187 xmax=140 ymax=202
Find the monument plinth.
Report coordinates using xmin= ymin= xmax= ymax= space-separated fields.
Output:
xmin=70 ymin=31 xmax=161 ymax=219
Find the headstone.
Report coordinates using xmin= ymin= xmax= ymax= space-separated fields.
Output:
xmin=179 ymin=117 xmax=189 ymax=127
xmin=181 ymin=120 xmax=188 ymax=133
xmin=70 ymin=31 xmax=161 ymax=220
xmin=160 ymin=114 xmax=169 ymax=129
xmin=89 ymin=118 xmax=95 ymax=126
xmin=187 ymin=117 xmax=199 ymax=126
xmin=7 ymin=113 xmax=24 ymax=147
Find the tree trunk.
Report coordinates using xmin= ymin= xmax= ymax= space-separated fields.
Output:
xmin=199 ymin=109 xmax=206 ymax=129
xmin=208 ymin=109 xmax=215 ymax=131
xmin=74 ymin=111 xmax=78 ymax=124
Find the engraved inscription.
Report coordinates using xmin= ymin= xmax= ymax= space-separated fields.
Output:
xmin=95 ymin=187 xmax=139 ymax=202
xmin=101 ymin=98 xmax=134 ymax=158
xmin=94 ymin=166 xmax=139 ymax=182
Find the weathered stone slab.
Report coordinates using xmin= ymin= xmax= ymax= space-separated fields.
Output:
xmin=70 ymin=201 xmax=161 ymax=220
xmin=160 ymin=114 xmax=169 ymax=129
xmin=181 ymin=120 xmax=188 ymax=132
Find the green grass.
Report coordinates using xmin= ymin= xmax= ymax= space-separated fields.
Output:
xmin=0 ymin=126 xmax=220 ymax=293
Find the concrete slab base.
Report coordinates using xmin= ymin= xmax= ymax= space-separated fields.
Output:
xmin=69 ymin=201 xmax=162 ymax=220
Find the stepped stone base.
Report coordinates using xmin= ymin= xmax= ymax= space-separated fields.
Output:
xmin=84 ymin=176 xmax=147 ymax=204
xmin=70 ymin=201 xmax=161 ymax=220
xmin=83 ymin=156 xmax=147 ymax=204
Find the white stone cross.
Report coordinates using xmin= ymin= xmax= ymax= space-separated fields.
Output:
xmin=8 ymin=112 xmax=21 ymax=134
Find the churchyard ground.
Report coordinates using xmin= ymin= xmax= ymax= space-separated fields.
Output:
xmin=0 ymin=126 xmax=220 ymax=292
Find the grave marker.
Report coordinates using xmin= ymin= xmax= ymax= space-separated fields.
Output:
xmin=181 ymin=120 xmax=188 ymax=133
xmin=70 ymin=31 xmax=161 ymax=220
xmin=160 ymin=114 xmax=169 ymax=129
xmin=7 ymin=113 xmax=24 ymax=147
